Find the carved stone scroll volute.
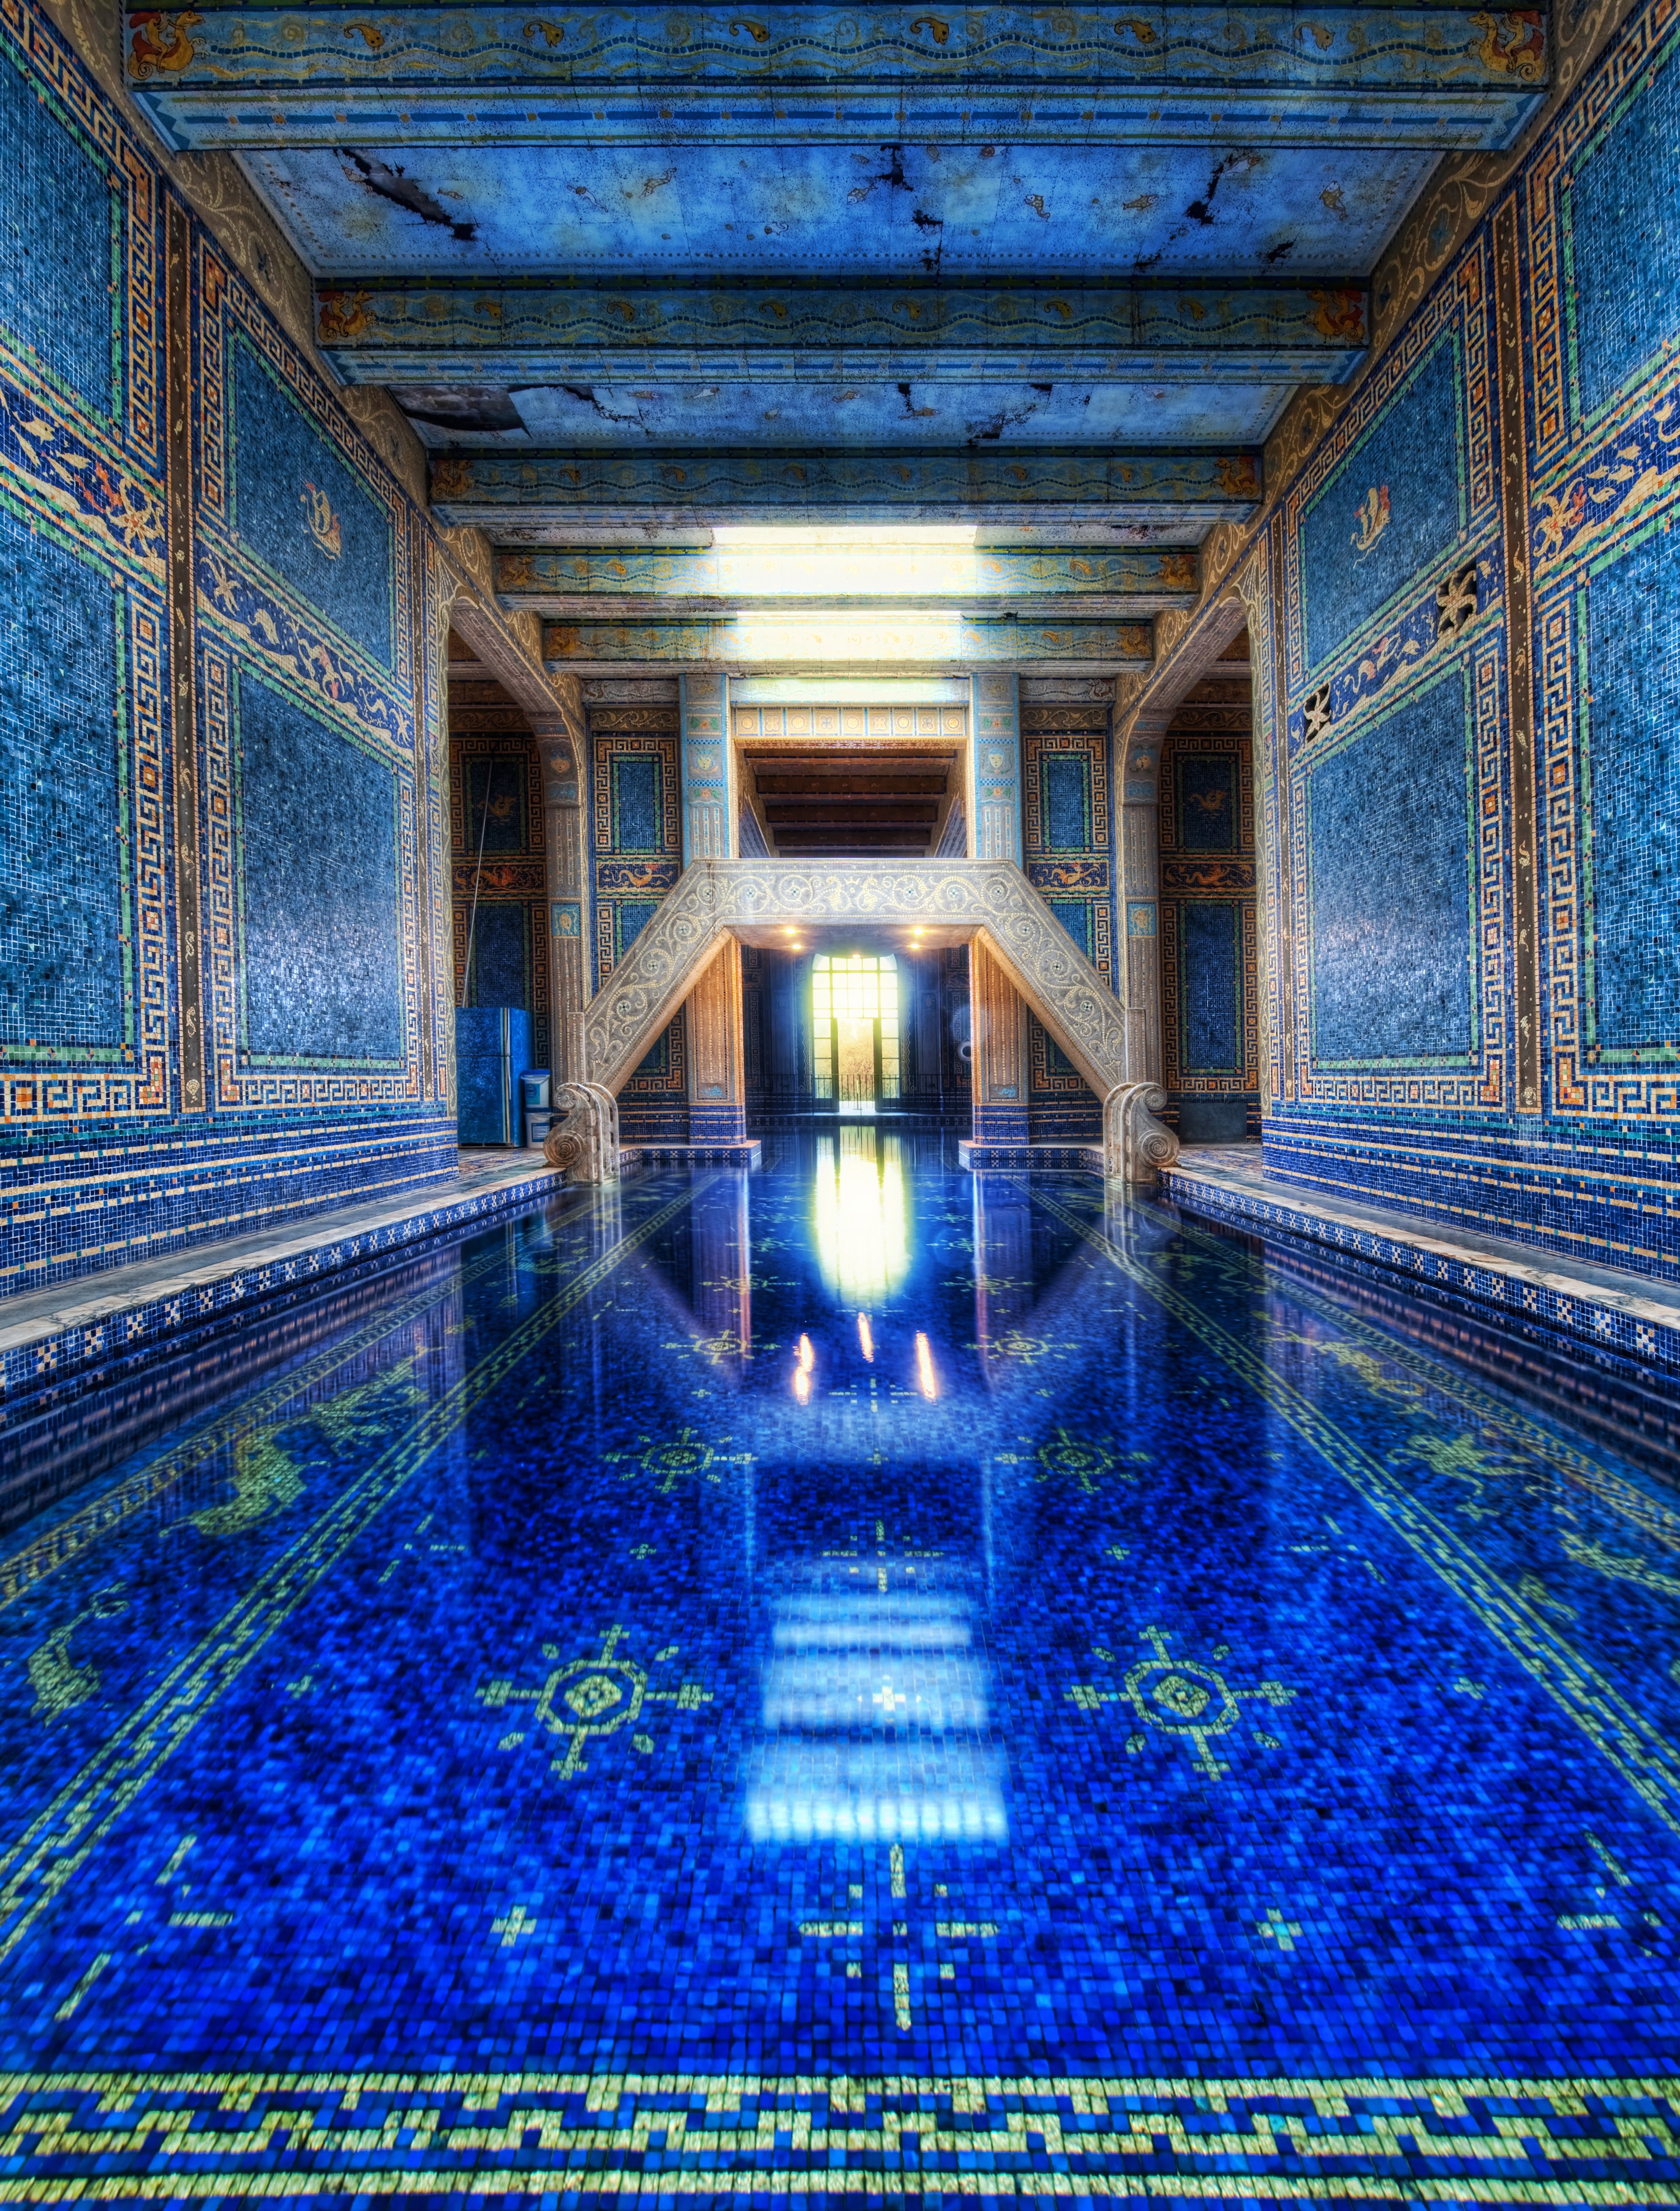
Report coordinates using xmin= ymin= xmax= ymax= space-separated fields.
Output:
xmin=1102 ymin=1083 xmax=1181 ymax=1184
xmin=542 ymin=1081 xmax=621 ymax=1183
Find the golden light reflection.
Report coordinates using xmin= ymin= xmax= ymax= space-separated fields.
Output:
xmin=858 ymin=1313 xmax=874 ymax=1363
xmin=915 ymin=1332 xmax=938 ymax=1400
xmin=813 ymin=1131 xmax=911 ymax=1308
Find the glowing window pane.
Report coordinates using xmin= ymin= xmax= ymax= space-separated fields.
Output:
xmin=811 ymin=954 xmax=900 ymax=1107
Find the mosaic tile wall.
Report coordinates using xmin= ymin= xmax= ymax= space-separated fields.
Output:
xmin=0 ymin=0 xmax=460 ymax=1299
xmin=1159 ymin=663 xmax=1260 ymax=1142
xmin=587 ymin=702 xmax=688 ymax=1140
xmin=447 ymin=671 xmax=548 ymax=1074
xmin=1250 ymin=0 xmax=1680 ymax=1283
xmin=1021 ymin=704 xmax=1113 ymax=1140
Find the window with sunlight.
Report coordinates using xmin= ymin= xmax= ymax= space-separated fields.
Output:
xmin=812 ymin=953 xmax=900 ymax=1114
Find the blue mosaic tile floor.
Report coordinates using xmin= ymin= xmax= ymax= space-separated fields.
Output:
xmin=3 ymin=1132 xmax=1680 ymax=2202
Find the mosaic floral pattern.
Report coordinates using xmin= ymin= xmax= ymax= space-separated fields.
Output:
xmin=1 ymin=1146 xmax=1679 ymax=2198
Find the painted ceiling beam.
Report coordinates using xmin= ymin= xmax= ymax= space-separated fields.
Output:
xmin=494 ymin=543 xmax=1199 ymax=617
xmin=542 ymin=614 xmax=1152 ymax=671
xmin=431 ymin=448 xmax=1260 ymax=530
xmin=317 ymin=279 xmax=1367 ymax=384
xmin=127 ymin=5 xmax=1550 ymax=150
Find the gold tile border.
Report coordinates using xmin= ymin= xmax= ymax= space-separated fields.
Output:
xmin=0 ymin=2070 xmax=1673 ymax=2202
xmin=1029 ymin=1181 xmax=1680 ymax=1834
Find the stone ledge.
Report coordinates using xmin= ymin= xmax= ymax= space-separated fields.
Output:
xmin=1162 ymin=1146 xmax=1680 ymax=1371
xmin=959 ymin=1141 xmax=1103 ymax=1173
xmin=0 ymin=1150 xmax=567 ymax=1395
xmin=625 ymin=1141 xmax=763 ymax=1169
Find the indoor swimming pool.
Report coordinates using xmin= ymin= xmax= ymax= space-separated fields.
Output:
xmin=2 ymin=1133 xmax=1679 ymax=2199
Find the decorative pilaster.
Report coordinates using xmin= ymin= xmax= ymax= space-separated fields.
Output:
xmin=970 ymin=937 xmax=1030 ymax=1144
xmin=687 ymin=937 xmax=747 ymax=1143
xmin=968 ymin=673 xmax=1023 ymax=863
xmin=1121 ymin=799 xmax=1162 ymax=1084
xmin=679 ymin=672 xmax=734 ymax=862
xmin=534 ymin=670 xmax=589 ymax=1085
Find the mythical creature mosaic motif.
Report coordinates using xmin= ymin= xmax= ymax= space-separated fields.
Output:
xmin=0 ymin=0 xmax=458 ymax=1289
xmin=1243 ymin=0 xmax=1680 ymax=1272
xmin=196 ymin=238 xmax=432 ymax=1116
xmin=1269 ymin=233 xmax=1510 ymax=1133
xmin=1526 ymin=0 xmax=1680 ymax=1142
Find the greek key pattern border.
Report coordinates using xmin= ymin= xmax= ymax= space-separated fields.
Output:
xmin=194 ymin=244 xmax=412 ymax=705
xmin=1289 ymin=636 xmax=1509 ymax=1113
xmin=1283 ymin=238 xmax=1496 ymax=704
xmin=1162 ymin=893 xmax=1261 ymax=1096
xmin=202 ymin=640 xmax=425 ymax=1111
xmin=1525 ymin=0 xmax=1680 ymax=470
xmin=0 ymin=0 xmax=161 ymax=464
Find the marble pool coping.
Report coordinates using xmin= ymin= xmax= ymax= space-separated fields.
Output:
xmin=0 ymin=1149 xmax=568 ymax=1395
xmin=1162 ymin=1145 xmax=1680 ymax=1371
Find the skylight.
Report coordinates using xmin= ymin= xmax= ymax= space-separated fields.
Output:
xmin=706 ymin=524 xmax=979 ymax=598
xmin=711 ymin=525 xmax=976 ymax=546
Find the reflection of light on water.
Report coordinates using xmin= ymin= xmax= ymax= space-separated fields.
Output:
xmin=745 ymin=1559 xmax=1006 ymax=1844
xmin=814 ymin=1132 xmax=911 ymax=1308
xmin=792 ymin=1333 xmax=814 ymax=1404
xmin=857 ymin=1313 xmax=874 ymax=1362
xmin=915 ymin=1332 xmax=938 ymax=1400
xmin=744 ymin=1742 xmax=1007 ymax=1843
xmin=762 ymin=1654 xmax=987 ymax=1730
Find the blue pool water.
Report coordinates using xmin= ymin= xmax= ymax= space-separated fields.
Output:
xmin=3 ymin=1133 xmax=1680 ymax=2198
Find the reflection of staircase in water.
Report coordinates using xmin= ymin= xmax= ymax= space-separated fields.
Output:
xmin=745 ymin=1547 xmax=1006 ymax=1844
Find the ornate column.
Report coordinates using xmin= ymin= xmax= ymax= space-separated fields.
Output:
xmin=532 ymin=672 xmax=589 ymax=1087
xmin=687 ymin=937 xmax=747 ymax=1144
xmin=1120 ymin=789 xmax=1162 ymax=1086
xmin=967 ymin=672 xmax=1023 ymax=863
xmin=967 ymin=674 xmax=1031 ymax=1145
xmin=969 ymin=936 xmax=1030 ymax=1146
xmin=679 ymin=672 xmax=734 ymax=861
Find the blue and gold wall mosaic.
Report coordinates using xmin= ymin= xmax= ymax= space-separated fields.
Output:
xmin=588 ymin=702 xmax=688 ymax=1139
xmin=1159 ymin=663 xmax=1260 ymax=1142
xmin=1021 ymin=704 xmax=1113 ymax=1141
xmin=0 ymin=0 xmax=464 ymax=1294
xmin=1230 ymin=0 xmax=1680 ymax=1280
xmin=447 ymin=666 xmax=548 ymax=1073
